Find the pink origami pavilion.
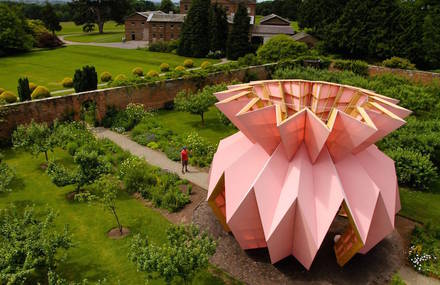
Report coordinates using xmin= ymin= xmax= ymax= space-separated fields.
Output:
xmin=207 ymin=80 xmax=411 ymax=269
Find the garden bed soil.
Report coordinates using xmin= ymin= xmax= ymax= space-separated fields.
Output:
xmin=193 ymin=201 xmax=414 ymax=285
xmin=108 ymin=227 xmax=130 ymax=239
xmin=133 ymin=183 xmax=205 ymax=224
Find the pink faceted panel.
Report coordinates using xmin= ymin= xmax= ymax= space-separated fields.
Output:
xmin=208 ymin=80 xmax=410 ymax=269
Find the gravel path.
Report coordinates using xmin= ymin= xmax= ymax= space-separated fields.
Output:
xmin=59 ymin=35 xmax=149 ymax=49
xmin=93 ymin=127 xmax=209 ymax=189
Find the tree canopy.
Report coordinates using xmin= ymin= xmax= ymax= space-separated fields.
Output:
xmin=41 ymin=2 xmax=61 ymax=37
xmin=210 ymin=3 xmax=228 ymax=53
xmin=0 ymin=4 xmax=33 ymax=56
xmin=226 ymin=3 xmax=251 ymax=60
xmin=159 ymin=0 xmax=175 ymax=13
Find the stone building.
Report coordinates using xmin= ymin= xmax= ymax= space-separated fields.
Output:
xmin=180 ymin=0 xmax=256 ymax=16
xmin=124 ymin=11 xmax=185 ymax=42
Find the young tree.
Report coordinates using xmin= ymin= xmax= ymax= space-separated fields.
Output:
xmin=210 ymin=3 xmax=228 ymax=53
xmin=0 ymin=206 xmax=72 ymax=284
xmin=70 ymin=0 xmax=132 ymax=34
xmin=12 ymin=121 xmax=55 ymax=162
xmin=159 ymin=0 xmax=175 ymax=13
xmin=73 ymin=65 xmax=98 ymax=93
xmin=17 ymin=77 xmax=31 ymax=102
xmin=178 ymin=0 xmax=211 ymax=57
xmin=94 ymin=175 xmax=124 ymax=235
xmin=174 ymin=86 xmax=219 ymax=125
xmin=0 ymin=4 xmax=33 ymax=55
xmin=226 ymin=3 xmax=251 ymax=60
xmin=0 ymin=153 xmax=15 ymax=193
xmin=129 ymin=224 xmax=216 ymax=285
xmin=42 ymin=2 xmax=62 ymax=39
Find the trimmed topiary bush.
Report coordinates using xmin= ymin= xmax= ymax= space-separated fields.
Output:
xmin=29 ymin=82 xmax=37 ymax=92
xmin=132 ymin=67 xmax=144 ymax=77
xmin=17 ymin=77 xmax=31 ymax=102
xmin=160 ymin=63 xmax=170 ymax=72
xmin=200 ymin=61 xmax=211 ymax=69
xmin=382 ymin=57 xmax=416 ymax=70
xmin=61 ymin=77 xmax=73 ymax=88
xmin=183 ymin=59 xmax=194 ymax=68
xmin=257 ymin=35 xmax=308 ymax=63
xmin=333 ymin=60 xmax=369 ymax=76
xmin=0 ymin=91 xmax=18 ymax=103
xmin=175 ymin=66 xmax=185 ymax=72
xmin=147 ymin=70 xmax=159 ymax=78
xmin=114 ymin=74 xmax=127 ymax=81
xmin=31 ymin=86 xmax=51 ymax=99
xmin=100 ymin=72 xmax=112 ymax=82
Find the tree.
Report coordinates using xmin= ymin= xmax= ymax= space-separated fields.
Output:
xmin=256 ymin=34 xmax=308 ymax=63
xmin=70 ymin=0 xmax=132 ymax=34
xmin=94 ymin=175 xmax=124 ymax=235
xmin=129 ymin=224 xmax=216 ymax=285
xmin=133 ymin=0 xmax=157 ymax=12
xmin=422 ymin=5 xmax=440 ymax=69
xmin=12 ymin=121 xmax=55 ymax=162
xmin=42 ymin=2 xmax=61 ymax=39
xmin=0 ymin=4 xmax=33 ymax=56
xmin=177 ymin=0 xmax=211 ymax=57
xmin=17 ymin=77 xmax=31 ymax=102
xmin=226 ymin=3 xmax=251 ymax=60
xmin=0 ymin=154 xmax=15 ymax=193
xmin=210 ymin=3 xmax=228 ymax=53
xmin=73 ymin=65 xmax=98 ymax=93
xmin=0 ymin=206 xmax=72 ymax=284
xmin=174 ymin=86 xmax=219 ymax=125
xmin=159 ymin=0 xmax=175 ymax=13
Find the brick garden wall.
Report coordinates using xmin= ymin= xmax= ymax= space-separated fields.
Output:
xmin=368 ymin=65 xmax=440 ymax=85
xmin=0 ymin=65 xmax=272 ymax=141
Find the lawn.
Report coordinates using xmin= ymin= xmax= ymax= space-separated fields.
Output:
xmin=58 ymin=21 xmax=124 ymax=36
xmin=64 ymin=32 xmax=125 ymax=43
xmin=399 ymin=187 xmax=440 ymax=226
xmin=0 ymin=148 xmax=227 ymax=284
xmin=0 ymin=45 xmax=219 ymax=92
xmin=155 ymin=107 xmax=237 ymax=145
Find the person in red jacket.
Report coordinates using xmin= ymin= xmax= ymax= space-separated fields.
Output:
xmin=181 ymin=146 xmax=189 ymax=174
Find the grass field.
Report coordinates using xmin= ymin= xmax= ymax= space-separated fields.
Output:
xmin=0 ymin=46 xmax=219 ymax=92
xmin=399 ymin=188 xmax=440 ymax=226
xmin=154 ymin=107 xmax=237 ymax=145
xmin=64 ymin=32 xmax=125 ymax=43
xmin=0 ymin=148 xmax=227 ymax=284
xmin=58 ymin=21 xmax=124 ymax=36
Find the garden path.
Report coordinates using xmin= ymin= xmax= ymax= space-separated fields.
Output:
xmin=59 ymin=35 xmax=149 ymax=49
xmin=93 ymin=127 xmax=209 ymax=190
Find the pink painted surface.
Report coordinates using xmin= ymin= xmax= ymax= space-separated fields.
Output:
xmin=208 ymin=80 xmax=410 ymax=270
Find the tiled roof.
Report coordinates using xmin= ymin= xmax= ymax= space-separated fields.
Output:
xmin=252 ymin=25 xmax=294 ymax=35
xmin=291 ymin=31 xmax=316 ymax=40
xmin=259 ymin=13 xmax=290 ymax=25
xmin=135 ymin=11 xmax=185 ymax=22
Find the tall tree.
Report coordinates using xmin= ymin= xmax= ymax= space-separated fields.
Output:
xmin=133 ymin=0 xmax=157 ymax=11
xmin=422 ymin=4 xmax=440 ymax=69
xmin=42 ymin=2 xmax=61 ymax=39
xmin=226 ymin=3 xmax=251 ymax=60
xmin=0 ymin=4 xmax=33 ymax=55
xmin=159 ymin=0 xmax=175 ymax=13
xmin=17 ymin=77 xmax=31 ymax=102
xmin=210 ymin=3 xmax=228 ymax=53
xmin=178 ymin=0 xmax=211 ymax=57
xmin=70 ymin=0 xmax=131 ymax=34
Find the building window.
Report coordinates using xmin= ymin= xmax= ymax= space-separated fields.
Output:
xmin=142 ymin=21 xmax=145 ymax=25
xmin=131 ymin=32 xmax=135 ymax=40
xmin=184 ymin=4 xmax=188 ymax=10
xmin=152 ymin=33 xmax=156 ymax=38
xmin=153 ymin=24 xmax=156 ymax=27
xmin=170 ymin=24 xmax=174 ymax=28
xmin=160 ymin=34 xmax=163 ymax=38
xmin=131 ymin=22 xmax=135 ymax=26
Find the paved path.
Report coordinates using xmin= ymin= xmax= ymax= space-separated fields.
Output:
xmin=59 ymin=35 xmax=149 ymax=49
xmin=93 ymin=127 xmax=209 ymax=189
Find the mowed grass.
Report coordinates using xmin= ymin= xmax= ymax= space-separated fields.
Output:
xmin=64 ymin=32 xmax=125 ymax=43
xmin=155 ymin=107 xmax=237 ymax=145
xmin=0 ymin=45 xmax=219 ymax=92
xmin=0 ymin=149 xmax=226 ymax=284
xmin=58 ymin=21 xmax=124 ymax=36
xmin=399 ymin=187 xmax=440 ymax=226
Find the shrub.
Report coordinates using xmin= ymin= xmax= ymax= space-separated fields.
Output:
xmin=237 ymin=53 xmax=260 ymax=66
xmin=186 ymin=131 xmax=216 ymax=167
xmin=0 ymin=91 xmax=18 ymax=103
xmin=61 ymin=77 xmax=73 ymax=88
xmin=386 ymin=148 xmax=438 ymax=191
xmin=382 ymin=57 xmax=416 ymax=70
xmin=160 ymin=63 xmax=170 ymax=72
xmin=148 ymin=40 xmax=179 ymax=53
xmin=114 ymin=74 xmax=127 ymax=81
xmin=216 ymin=109 xmax=231 ymax=126
xmin=146 ymin=70 xmax=159 ymax=78
xmin=73 ymin=65 xmax=98 ymax=93
xmin=0 ymin=160 xmax=15 ymax=193
xmin=200 ymin=61 xmax=211 ymax=69
xmin=257 ymin=35 xmax=308 ymax=63
xmin=31 ymin=86 xmax=51 ymax=99
xmin=100 ymin=72 xmax=112 ymax=82
xmin=333 ymin=59 xmax=369 ymax=76
xmin=408 ymin=223 xmax=440 ymax=278
xmin=29 ymin=82 xmax=37 ymax=92
xmin=147 ymin=141 xmax=159 ymax=150
xmin=175 ymin=66 xmax=185 ymax=71
xmin=183 ymin=59 xmax=194 ymax=68
xmin=132 ymin=67 xmax=144 ymax=77
xmin=17 ymin=77 xmax=31 ymax=102
xmin=0 ymin=88 xmax=4 ymax=94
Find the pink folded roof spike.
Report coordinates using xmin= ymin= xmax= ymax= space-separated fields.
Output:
xmin=208 ymin=80 xmax=411 ymax=269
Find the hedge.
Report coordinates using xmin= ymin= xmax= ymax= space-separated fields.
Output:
xmin=62 ymin=77 xmax=73 ymax=88
xmin=29 ymin=82 xmax=37 ymax=92
xmin=183 ymin=59 xmax=194 ymax=68
xmin=160 ymin=63 xmax=170 ymax=72
xmin=147 ymin=70 xmax=159 ymax=78
xmin=31 ymin=86 xmax=51 ymax=99
xmin=100 ymin=72 xmax=112 ymax=82
xmin=114 ymin=74 xmax=127 ymax=81
xmin=132 ymin=67 xmax=144 ymax=77
xmin=0 ymin=91 xmax=18 ymax=103
xmin=333 ymin=59 xmax=369 ymax=76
